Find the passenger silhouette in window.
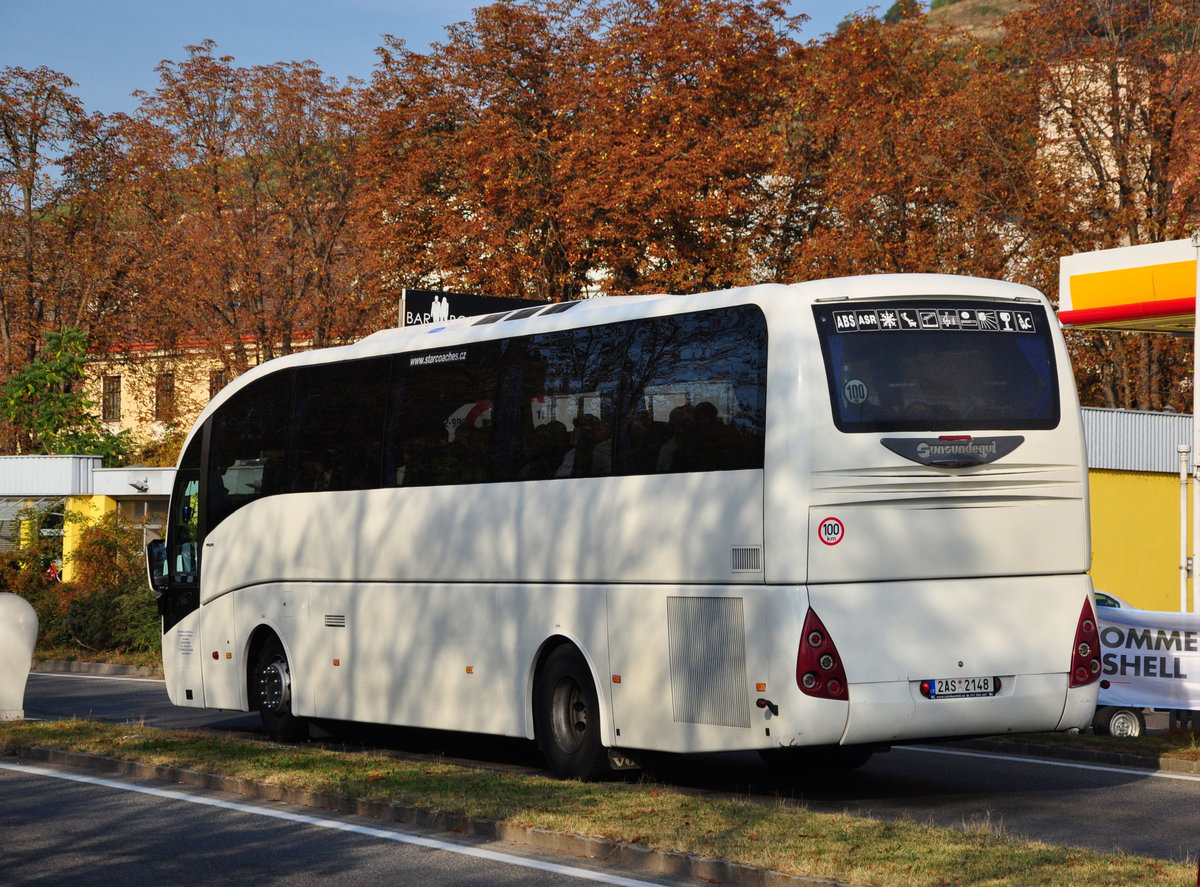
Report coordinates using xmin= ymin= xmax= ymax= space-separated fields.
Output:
xmin=520 ymin=420 xmax=569 ymax=480
xmin=557 ymin=413 xmax=610 ymax=477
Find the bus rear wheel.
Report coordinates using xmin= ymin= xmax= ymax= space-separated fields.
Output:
xmin=535 ymin=645 xmax=610 ymax=780
xmin=253 ymin=635 xmax=307 ymax=741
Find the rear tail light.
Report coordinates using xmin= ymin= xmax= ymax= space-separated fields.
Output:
xmin=1069 ymin=597 xmax=1102 ymax=688
xmin=796 ymin=608 xmax=849 ymax=700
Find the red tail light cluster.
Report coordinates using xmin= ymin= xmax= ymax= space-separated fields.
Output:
xmin=1069 ymin=598 xmax=1102 ymax=688
xmin=796 ymin=608 xmax=849 ymax=701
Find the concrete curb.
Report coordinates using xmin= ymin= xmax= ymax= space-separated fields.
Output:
xmin=32 ymin=660 xmax=163 ymax=679
xmin=6 ymin=743 xmax=835 ymax=887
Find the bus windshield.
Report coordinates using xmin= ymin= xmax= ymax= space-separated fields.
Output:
xmin=813 ymin=299 xmax=1060 ymax=433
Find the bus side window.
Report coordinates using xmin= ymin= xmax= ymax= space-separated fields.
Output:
xmin=290 ymin=357 xmax=389 ymax=493
xmin=387 ymin=342 xmax=502 ymax=487
xmin=206 ymin=371 xmax=293 ymax=533
xmin=622 ymin=307 xmax=767 ymax=474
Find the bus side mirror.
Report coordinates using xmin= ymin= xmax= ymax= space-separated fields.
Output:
xmin=146 ymin=539 xmax=169 ymax=596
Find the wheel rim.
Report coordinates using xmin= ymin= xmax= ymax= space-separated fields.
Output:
xmin=1110 ymin=711 xmax=1139 ymax=737
xmin=258 ymin=655 xmax=291 ymax=715
xmin=549 ymin=675 xmax=589 ymax=754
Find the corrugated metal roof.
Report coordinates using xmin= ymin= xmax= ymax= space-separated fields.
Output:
xmin=1082 ymin=407 xmax=1194 ymax=473
xmin=0 ymin=455 xmax=100 ymax=497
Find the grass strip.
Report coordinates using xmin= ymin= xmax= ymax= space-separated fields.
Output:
xmin=1 ymin=719 xmax=1192 ymax=887
xmin=1001 ymin=728 xmax=1200 ymax=765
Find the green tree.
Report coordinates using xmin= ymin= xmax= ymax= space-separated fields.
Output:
xmin=883 ymin=1 xmax=924 ymax=23
xmin=0 ymin=503 xmax=67 ymax=647
xmin=0 ymin=327 xmax=129 ymax=462
xmin=0 ymin=504 xmax=160 ymax=657
xmin=64 ymin=510 xmax=160 ymax=654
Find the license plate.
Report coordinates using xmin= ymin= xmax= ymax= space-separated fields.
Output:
xmin=927 ymin=676 xmax=995 ymax=698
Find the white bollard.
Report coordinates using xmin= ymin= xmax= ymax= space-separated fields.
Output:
xmin=0 ymin=592 xmax=38 ymax=720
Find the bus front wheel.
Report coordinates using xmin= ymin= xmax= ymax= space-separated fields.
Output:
xmin=534 ymin=645 xmax=610 ymax=780
xmin=252 ymin=635 xmax=307 ymax=742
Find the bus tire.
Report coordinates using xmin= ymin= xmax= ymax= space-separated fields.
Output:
xmin=1092 ymin=705 xmax=1145 ymax=738
xmin=252 ymin=634 xmax=307 ymax=742
xmin=534 ymin=645 xmax=610 ymax=780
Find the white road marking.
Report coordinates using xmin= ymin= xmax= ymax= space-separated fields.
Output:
xmin=898 ymin=744 xmax=1200 ymax=783
xmin=0 ymin=760 xmax=667 ymax=886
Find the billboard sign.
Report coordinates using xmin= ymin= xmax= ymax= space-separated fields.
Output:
xmin=401 ymin=289 xmax=549 ymax=327
xmin=1097 ymin=605 xmax=1200 ymax=709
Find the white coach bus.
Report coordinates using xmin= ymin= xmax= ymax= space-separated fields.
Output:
xmin=148 ymin=274 xmax=1102 ymax=778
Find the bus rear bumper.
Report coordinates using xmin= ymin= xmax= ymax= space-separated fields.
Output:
xmin=840 ymin=673 xmax=1086 ymax=744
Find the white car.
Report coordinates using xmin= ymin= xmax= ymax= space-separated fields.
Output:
xmin=1091 ymin=590 xmax=1146 ymax=737
xmin=1093 ymin=589 xmax=1132 ymax=609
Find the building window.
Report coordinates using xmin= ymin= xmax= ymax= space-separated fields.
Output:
xmin=102 ymin=375 xmax=121 ymax=422
xmin=209 ymin=369 xmax=229 ymax=400
xmin=155 ymin=373 xmax=176 ymax=421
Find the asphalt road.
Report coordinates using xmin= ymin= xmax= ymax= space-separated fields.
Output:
xmin=18 ymin=672 xmax=1200 ymax=864
xmin=0 ymin=758 xmax=702 ymax=887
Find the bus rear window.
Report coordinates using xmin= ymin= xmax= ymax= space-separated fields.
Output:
xmin=813 ymin=300 xmax=1060 ymax=433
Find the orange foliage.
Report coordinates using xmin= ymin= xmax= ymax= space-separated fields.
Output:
xmin=110 ymin=42 xmax=384 ymax=371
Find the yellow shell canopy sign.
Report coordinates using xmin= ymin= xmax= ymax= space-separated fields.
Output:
xmin=1058 ymin=238 xmax=1199 ymax=334
xmin=1059 ymin=237 xmax=1200 ymax=616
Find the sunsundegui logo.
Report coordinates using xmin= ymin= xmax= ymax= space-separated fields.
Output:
xmin=882 ymin=436 xmax=1024 ymax=467
xmin=915 ymin=439 xmax=998 ymax=460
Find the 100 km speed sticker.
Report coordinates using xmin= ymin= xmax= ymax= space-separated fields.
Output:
xmin=818 ymin=517 xmax=844 ymax=546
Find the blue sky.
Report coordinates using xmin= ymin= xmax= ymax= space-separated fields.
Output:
xmin=1 ymin=1 xmax=885 ymax=116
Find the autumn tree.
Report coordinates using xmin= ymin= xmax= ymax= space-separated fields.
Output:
xmin=116 ymin=42 xmax=378 ymax=377
xmin=565 ymin=0 xmax=799 ymax=293
xmin=359 ymin=1 xmax=596 ymax=303
xmin=775 ymin=10 xmax=1055 ymax=283
xmin=1004 ymin=0 xmax=1200 ymax=410
xmin=49 ymin=111 xmax=145 ymax=355
xmin=0 ymin=68 xmax=141 ymax=455
xmin=357 ymin=0 xmax=800 ymax=302
xmin=0 ymin=66 xmax=85 ymax=374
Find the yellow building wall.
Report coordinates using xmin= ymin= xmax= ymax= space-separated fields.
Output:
xmin=86 ymin=343 xmax=283 ymax=444
xmin=1088 ymin=468 xmax=1192 ymax=612
xmin=86 ymin=356 xmax=218 ymax=443
xmin=62 ymin=495 xmax=117 ymax=584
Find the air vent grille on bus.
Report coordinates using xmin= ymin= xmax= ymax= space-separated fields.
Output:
xmin=666 ymin=597 xmax=752 ymax=729
xmin=539 ymin=301 xmax=580 ymax=315
xmin=324 ymin=615 xmax=347 ymax=628
xmin=472 ymin=312 xmax=507 ymax=325
xmin=503 ymin=305 xmax=545 ymax=321
xmin=731 ymin=546 xmax=763 ymax=573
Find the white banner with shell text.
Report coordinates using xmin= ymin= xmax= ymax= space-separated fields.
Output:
xmin=1097 ymin=607 xmax=1200 ymax=710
